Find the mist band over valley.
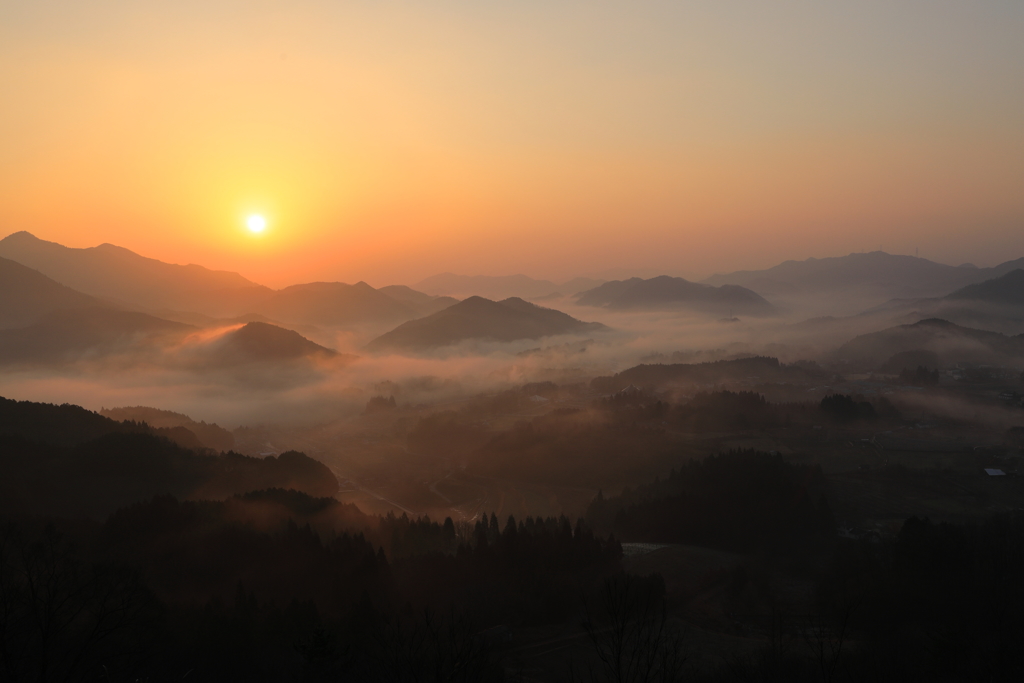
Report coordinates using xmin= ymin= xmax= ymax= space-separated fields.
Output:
xmin=3 ymin=3 xmax=1024 ymax=679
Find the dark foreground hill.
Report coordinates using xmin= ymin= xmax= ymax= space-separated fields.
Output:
xmin=0 ymin=396 xmax=338 ymax=518
xmin=576 ymin=275 xmax=774 ymax=315
xmin=365 ymin=296 xmax=608 ymax=351
xmin=835 ymin=318 xmax=1024 ymax=370
xmin=101 ymin=406 xmax=235 ymax=451
xmin=587 ymin=450 xmax=834 ymax=553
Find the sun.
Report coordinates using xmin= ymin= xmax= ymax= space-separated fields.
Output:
xmin=246 ymin=214 xmax=267 ymax=233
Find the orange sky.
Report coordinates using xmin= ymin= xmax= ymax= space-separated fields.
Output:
xmin=1 ymin=1 xmax=1022 ymax=288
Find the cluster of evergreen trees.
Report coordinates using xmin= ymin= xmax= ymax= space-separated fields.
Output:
xmin=0 ymin=397 xmax=339 ymax=519
xmin=0 ymin=491 xmax=620 ymax=682
xmin=587 ymin=450 xmax=835 ymax=554
xmin=813 ymin=514 xmax=1024 ymax=681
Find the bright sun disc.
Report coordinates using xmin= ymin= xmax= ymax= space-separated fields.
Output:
xmin=246 ymin=214 xmax=266 ymax=233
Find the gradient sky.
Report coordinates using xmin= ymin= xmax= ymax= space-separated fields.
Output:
xmin=1 ymin=1 xmax=1022 ymax=288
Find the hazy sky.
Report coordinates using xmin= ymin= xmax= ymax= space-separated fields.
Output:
xmin=1 ymin=1 xmax=1022 ymax=287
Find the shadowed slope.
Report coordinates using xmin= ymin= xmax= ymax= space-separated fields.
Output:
xmin=0 ymin=307 xmax=194 ymax=366
xmin=0 ymin=256 xmax=102 ymax=328
xmin=212 ymin=322 xmax=342 ymax=363
xmin=0 ymin=396 xmax=339 ymax=518
xmin=946 ymin=269 xmax=1024 ymax=307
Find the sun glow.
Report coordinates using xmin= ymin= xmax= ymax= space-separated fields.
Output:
xmin=246 ymin=214 xmax=267 ymax=234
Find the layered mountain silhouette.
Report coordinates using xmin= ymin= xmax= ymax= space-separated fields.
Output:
xmin=0 ymin=232 xmax=456 ymax=327
xmin=377 ymin=285 xmax=459 ymax=315
xmin=366 ymin=296 xmax=608 ymax=351
xmin=946 ymin=269 xmax=1024 ymax=307
xmin=705 ymin=251 xmax=1024 ymax=306
xmin=100 ymin=406 xmax=235 ymax=451
xmin=0 ymin=268 xmax=345 ymax=369
xmin=0 ymin=396 xmax=338 ymax=518
xmin=255 ymin=281 xmax=414 ymax=326
xmin=830 ymin=267 xmax=1024 ymax=336
xmin=0 ymin=307 xmax=194 ymax=366
xmin=0 ymin=256 xmax=102 ymax=328
xmin=414 ymin=273 xmax=604 ymax=300
xmin=0 ymin=231 xmax=267 ymax=312
xmin=835 ymin=318 xmax=1024 ymax=370
xmin=575 ymin=276 xmax=774 ymax=315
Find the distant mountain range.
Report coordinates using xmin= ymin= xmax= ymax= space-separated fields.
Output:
xmin=254 ymin=281 xmax=414 ymax=326
xmin=377 ymin=285 xmax=460 ymax=315
xmin=946 ymin=269 xmax=1024 ymax=307
xmin=704 ymin=251 xmax=1024 ymax=313
xmin=0 ymin=255 xmax=101 ymax=328
xmin=0 ymin=230 xmax=265 ymax=311
xmin=0 ymin=307 xmax=193 ymax=366
xmin=835 ymin=318 xmax=1024 ymax=371
xmin=413 ymin=273 xmax=604 ymax=300
xmin=829 ymin=267 xmax=1024 ymax=337
xmin=0 ymin=232 xmax=455 ymax=327
xmin=0 ymin=255 xmax=347 ymax=368
xmin=575 ymin=276 xmax=775 ymax=315
xmin=366 ymin=296 xmax=608 ymax=352
xmin=0 ymin=304 xmax=344 ymax=369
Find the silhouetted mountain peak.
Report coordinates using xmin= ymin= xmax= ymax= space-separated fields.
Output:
xmin=366 ymin=296 xmax=607 ymax=352
xmin=220 ymin=322 xmax=338 ymax=361
xmin=1 ymin=230 xmax=38 ymax=244
xmin=911 ymin=318 xmax=959 ymax=328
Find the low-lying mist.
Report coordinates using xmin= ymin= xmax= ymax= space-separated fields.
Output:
xmin=0 ymin=307 xmax=837 ymax=428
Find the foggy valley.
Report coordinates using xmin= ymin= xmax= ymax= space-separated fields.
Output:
xmin=4 ymin=230 xmax=1024 ymax=681
xmin=3 ymin=3 xmax=1024 ymax=681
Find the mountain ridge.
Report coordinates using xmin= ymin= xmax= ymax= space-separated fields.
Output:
xmin=0 ymin=232 xmax=458 ymax=327
xmin=366 ymin=296 xmax=608 ymax=352
xmin=576 ymin=275 xmax=775 ymax=315
xmin=704 ymin=251 xmax=1024 ymax=303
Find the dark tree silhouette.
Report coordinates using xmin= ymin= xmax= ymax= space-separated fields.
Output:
xmin=570 ymin=573 xmax=685 ymax=683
